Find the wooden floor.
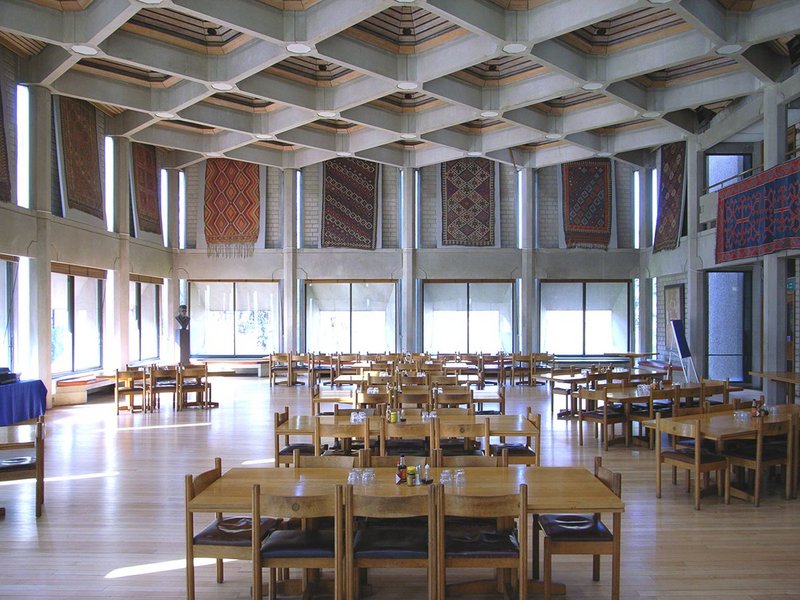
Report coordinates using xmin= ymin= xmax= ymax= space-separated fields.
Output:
xmin=0 ymin=377 xmax=798 ymax=599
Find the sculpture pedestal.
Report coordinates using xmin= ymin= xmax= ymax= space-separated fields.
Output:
xmin=177 ymin=329 xmax=190 ymax=366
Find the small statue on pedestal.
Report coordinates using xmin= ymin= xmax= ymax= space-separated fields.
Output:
xmin=175 ymin=304 xmax=190 ymax=330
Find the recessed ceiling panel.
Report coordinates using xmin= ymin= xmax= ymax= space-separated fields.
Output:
xmin=345 ymin=6 xmax=467 ymax=54
xmin=561 ymin=8 xmax=689 ymax=54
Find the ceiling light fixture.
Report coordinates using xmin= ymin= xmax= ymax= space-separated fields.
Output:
xmin=581 ymin=81 xmax=603 ymax=91
xmin=480 ymin=110 xmax=499 ymax=118
xmin=466 ymin=151 xmax=483 ymax=157
xmin=395 ymin=0 xmax=415 ymax=3
xmin=317 ymin=110 xmax=337 ymax=118
xmin=641 ymin=111 xmax=662 ymax=119
xmin=336 ymin=151 xmax=352 ymax=157
xmin=544 ymin=133 xmax=562 ymax=140
xmin=716 ymin=44 xmax=743 ymax=55
xmin=502 ymin=43 xmax=527 ymax=54
xmin=206 ymin=152 xmax=223 ymax=157
xmin=154 ymin=111 xmax=177 ymax=119
xmin=596 ymin=151 xmax=613 ymax=158
xmin=71 ymin=44 xmax=98 ymax=56
xmin=396 ymin=81 xmax=419 ymax=91
xmin=286 ymin=42 xmax=312 ymax=54
xmin=254 ymin=133 xmax=274 ymax=140
xmin=210 ymin=82 xmax=235 ymax=92
xmin=400 ymin=133 xmax=417 ymax=139
xmin=136 ymin=0 xmax=165 ymax=4
xmin=647 ymin=0 xmax=672 ymax=4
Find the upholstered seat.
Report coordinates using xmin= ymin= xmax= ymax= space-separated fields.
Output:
xmin=278 ymin=442 xmax=316 ymax=456
xmin=539 ymin=514 xmax=612 ymax=542
xmin=353 ymin=526 xmax=428 ymax=559
xmin=195 ymin=516 xmax=280 ymax=546
xmin=445 ymin=529 xmax=520 ymax=558
xmin=260 ymin=529 xmax=335 ymax=558
xmin=489 ymin=442 xmax=536 ymax=458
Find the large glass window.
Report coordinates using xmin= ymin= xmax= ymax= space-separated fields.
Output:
xmin=706 ymin=154 xmax=752 ymax=193
xmin=423 ymin=282 xmax=513 ymax=353
xmin=706 ymin=271 xmax=751 ymax=382
xmin=190 ymin=281 xmax=280 ymax=356
xmin=51 ymin=272 xmax=103 ymax=374
xmin=129 ymin=281 xmax=161 ymax=362
xmin=306 ymin=282 xmax=397 ymax=354
xmin=540 ymin=281 xmax=629 ymax=355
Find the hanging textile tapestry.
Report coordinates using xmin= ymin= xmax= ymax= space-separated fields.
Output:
xmin=203 ymin=158 xmax=260 ymax=257
xmin=322 ymin=157 xmax=379 ymax=249
xmin=59 ymin=96 xmax=104 ymax=220
xmin=0 ymin=86 xmax=11 ymax=203
xmin=131 ymin=143 xmax=161 ymax=235
xmin=653 ymin=141 xmax=686 ymax=253
xmin=716 ymin=156 xmax=800 ymax=264
xmin=561 ymin=159 xmax=611 ymax=248
xmin=441 ymin=157 xmax=495 ymax=247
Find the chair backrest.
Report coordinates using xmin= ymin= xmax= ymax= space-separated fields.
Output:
xmin=380 ymin=418 xmax=435 ymax=456
xmin=367 ymin=372 xmax=393 ymax=386
xmin=439 ymin=482 xmax=527 ymax=526
xmin=346 ymin=481 xmax=434 ymax=520
xmin=399 ymin=374 xmax=427 ymax=387
xmin=185 ymin=457 xmax=223 ymax=521
xmin=655 ymin=413 xmax=701 ymax=450
xmin=314 ymin=416 xmax=370 ymax=456
xmin=292 ymin=449 xmax=358 ymax=468
xmin=701 ymin=378 xmax=729 ymax=404
xmin=434 ymin=448 xmax=508 ymax=467
xmin=428 ymin=374 xmax=459 ymax=387
xmin=593 ymin=456 xmax=622 ymax=498
xmin=252 ymin=483 xmax=341 ymax=522
xmin=703 ymin=401 xmax=735 ymax=414
xmin=116 ymin=368 xmax=144 ymax=389
xmin=434 ymin=419 xmax=489 ymax=452
xmin=397 ymin=385 xmax=432 ymax=406
xmin=578 ymin=387 xmax=609 ymax=411
xmin=435 ymin=386 xmax=472 ymax=408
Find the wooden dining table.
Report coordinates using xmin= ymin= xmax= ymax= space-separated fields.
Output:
xmin=750 ymin=371 xmax=800 ymax=404
xmin=188 ymin=465 xmax=624 ymax=598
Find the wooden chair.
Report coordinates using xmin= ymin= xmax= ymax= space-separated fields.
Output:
xmin=0 ymin=416 xmax=44 ymax=517
xmin=396 ymin=385 xmax=433 ymax=409
xmin=179 ymin=363 xmax=214 ymax=409
xmin=428 ymin=374 xmax=459 ymax=388
xmin=488 ymin=407 xmax=541 ymax=465
xmin=311 ymin=384 xmax=355 ymax=416
xmin=344 ymin=483 xmax=437 ymax=599
xmin=550 ymin=367 xmax=578 ymax=416
xmin=399 ymin=374 xmax=427 ymax=387
xmin=437 ymin=483 xmax=527 ymax=599
xmin=434 ymin=385 xmax=472 ymax=410
xmin=379 ymin=418 xmax=435 ymax=457
xmin=292 ymin=448 xmax=358 ymax=468
xmin=433 ymin=419 xmax=488 ymax=457
xmin=724 ymin=414 xmax=795 ymax=506
xmin=629 ymin=387 xmax=677 ymax=448
xmin=274 ymin=406 xmax=316 ymax=467
xmin=252 ymin=484 xmax=343 ymax=600
xmin=540 ymin=457 xmax=621 ymax=600
xmin=114 ymin=368 xmax=146 ymax=414
xmin=578 ymin=388 xmax=625 ymax=451
xmin=700 ymin=378 xmax=730 ymax=406
xmin=291 ymin=353 xmax=311 ymax=385
xmin=480 ymin=354 xmax=506 ymax=387
xmin=269 ymin=353 xmax=291 ymax=385
xmin=310 ymin=353 xmax=336 ymax=387
xmin=185 ymin=457 xmax=279 ymax=600
xmin=148 ymin=365 xmax=179 ymax=411
xmin=315 ymin=416 xmax=371 ymax=457
xmin=655 ymin=413 xmax=728 ymax=510
xmin=511 ymin=353 xmax=533 ymax=385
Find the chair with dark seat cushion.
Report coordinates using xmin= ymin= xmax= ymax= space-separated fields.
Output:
xmin=578 ymin=388 xmax=626 ymax=451
xmin=539 ymin=457 xmax=620 ymax=600
xmin=656 ymin=413 xmax=728 ymax=510
xmin=0 ymin=416 xmax=44 ymax=518
xmin=437 ymin=483 xmax=527 ymax=599
xmin=274 ymin=406 xmax=319 ymax=467
xmin=345 ymin=483 xmax=436 ymax=599
xmin=185 ymin=457 xmax=279 ymax=600
xmin=434 ymin=419 xmax=487 ymax=457
xmin=379 ymin=418 xmax=434 ymax=457
xmin=489 ymin=406 xmax=541 ymax=466
xmin=252 ymin=484 xmax=342 ymax=600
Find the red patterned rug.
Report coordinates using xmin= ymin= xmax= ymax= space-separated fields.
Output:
xmin=131 ymin=143 xmax=161 ymax=235
xmin=561 ymin=159 xmax=611 ymax=248
xmin=653 ymin=141 xmax=686 ymax=253
xmin=441 ymin=157 xmax=495 ymax=247
xmin=0 ymin=86 xmax=10 ymax=203
xmin=322 ymin=157 xmax=379 ymax=249
xmin=204 ymin=158 xmax=260 ymax=257
xmin=716 ymin=156 xmax=800 ymax=263
xmin=59 ymin=96 xmax=104 ymax=220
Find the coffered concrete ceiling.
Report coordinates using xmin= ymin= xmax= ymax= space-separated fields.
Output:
xmin=1 ymin=0 xmax=798 ymax=170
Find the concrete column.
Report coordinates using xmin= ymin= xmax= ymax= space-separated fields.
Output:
xmin=282 ymin=169 xmax=298 ymax=353
xmin=519 ymin=168 xmax=534 ymax=352
xmin=165 ymin=169 xmax=180 ymax=363
xmin=27 ymin=87 xmax=52 ymax=401
xmin=400 ymin=167 xmax=416 ymax=352
xmin=112 ymin=137 xmax=131 ymax=369
xmin=761 ymin=85 xmax=788 ymax=402
xmin=636 ymin=169 xmax=651 ymax=353
xmin=685 ymin=136 xmax=705 ymax=379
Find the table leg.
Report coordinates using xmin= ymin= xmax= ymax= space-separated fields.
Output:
xmin=612 ymin=512 xmax=621 ymax=600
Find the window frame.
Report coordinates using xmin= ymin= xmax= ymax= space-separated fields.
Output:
xmin=51 ymin=272 xmax=104 ymax=375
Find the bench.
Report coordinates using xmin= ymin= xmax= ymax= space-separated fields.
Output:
xmin=53 ymin=375 xmax=115 ymax=406
xmin=194 ymin=358 xmax=271 ymax=377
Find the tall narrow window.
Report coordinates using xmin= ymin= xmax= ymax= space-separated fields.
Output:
xmin=160 ymin=169 xmax=168 ymax=246
xmin=651 ymin=277 xmax=658 ymax=353
xmin=16 ymin=85 xmax=29 ymax=208
xmin=178 ymin=170 xmax=186 ymax=249
xmin=651 ymin=168 xmax=658 ymax=246
xmin=0 ymin=260 xmax=13 ymax=368
xmin=104 ymin=136 xmax=114 ymax=232
xmin=128 ymin=280 xmax=161 ymax=362
xmin=633 ymin=170 xmax=640 ymax=249
xmin=50 ymin=271 xmax=103 ymax=374
xmin=707 ymin=271 xmax=751 ymax=381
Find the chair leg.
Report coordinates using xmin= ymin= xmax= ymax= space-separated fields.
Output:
xmin=592 ymin=554 xmax=600 ymax=581
xmin=269 ymin=567 xmax=277 ymax=600
xmin=694 ymin=469 xmax=701 ymax=510
xmin=530 ymin=514 xmax=539 ymax=580
xmin=543 ymin=539 xmax=552 ymax=600
xmin=754 ymin=464 xmax=762 ymax=507
xmin=216 ymin=558 xmax=223 ymax=583
xmin=656 ymin=458 xmax=662 ymax=499
xmin=186 ymin=556 xmax=195 ymax=600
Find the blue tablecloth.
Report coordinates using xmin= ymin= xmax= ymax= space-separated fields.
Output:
xmin=0 ymin=380 xmax=47 ymax=426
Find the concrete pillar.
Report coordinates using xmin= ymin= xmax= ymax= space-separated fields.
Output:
xmin=761 ymin=85 xmax=788 ymax=402
xmin=27 ymin=86 xmax=52 ymax=402
xmin=112 ymin=137 xmax=131 ymax=369
xmin=165 ymin=169 xmax=181 ymax=363
xmin=685 ymin=137 xmax=705 ymax=379
xmin=636 ymin=169 xmax=651 ymax=353
xmin=519 ymin=168 xmax=534 ymax=352
xmin=282 ymin=169 xmax=298 ymax=353
xmin=400 ymin=167 xmax=416 ymax=352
